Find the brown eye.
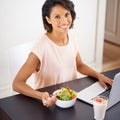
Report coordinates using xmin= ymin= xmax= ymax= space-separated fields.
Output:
xmin=55 ymin=15 xmax=60 ymax=19
xmin=65 ymin=12 xmax=71 ymax=17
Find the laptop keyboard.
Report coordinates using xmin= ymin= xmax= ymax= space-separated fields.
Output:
xmin=99 ymin=86 xmax=111 ymax=98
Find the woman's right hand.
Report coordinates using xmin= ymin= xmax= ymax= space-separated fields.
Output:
xmin=41 ymin=92 xmax=57 ymax=107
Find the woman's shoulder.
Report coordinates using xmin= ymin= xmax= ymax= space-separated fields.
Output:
xmin=35 ymin=33 xmax=47 ymax=43
xmin=33 ymin=33 xmax=49 ymax=47
xmin=30 ymin=33 xmax=48 ymax=59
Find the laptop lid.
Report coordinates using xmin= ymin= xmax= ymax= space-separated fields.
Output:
xmin=107 ymin=72 xmax=120 ymax=109
xmin=77 ymin=72 xmax=120 ymax=110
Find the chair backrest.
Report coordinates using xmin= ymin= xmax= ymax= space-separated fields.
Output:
xmin=7 ymin=41 xmax=35 ymax=95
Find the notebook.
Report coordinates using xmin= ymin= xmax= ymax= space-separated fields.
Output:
xmin=77 ymin=72 xmax=120 ymax=110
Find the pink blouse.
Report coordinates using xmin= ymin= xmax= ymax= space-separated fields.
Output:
xmin=31 ymin=32 xmax=79 ymax=89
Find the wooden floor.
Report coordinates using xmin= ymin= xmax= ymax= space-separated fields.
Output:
xmin=102 ymin=41 xmax=120 ymax=72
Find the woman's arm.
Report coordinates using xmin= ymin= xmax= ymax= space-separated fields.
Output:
xmin=12 ymin=52 xmax=56 ymax=107
xmin=76 ymin=52 xmax=113 ymax=89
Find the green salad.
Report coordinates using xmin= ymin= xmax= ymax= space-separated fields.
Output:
xmin=56 ymin=87 xmax=77 ymax=101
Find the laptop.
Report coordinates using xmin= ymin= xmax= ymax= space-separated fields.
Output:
xmin=77 ymin=72 xmax=120 ymax=110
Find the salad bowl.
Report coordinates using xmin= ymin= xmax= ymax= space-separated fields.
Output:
xmin=53 ymin=87 xmax=77 ymax=108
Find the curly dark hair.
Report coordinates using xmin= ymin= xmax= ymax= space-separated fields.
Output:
xmin=42 ymin=0 xmax=76 ymax=33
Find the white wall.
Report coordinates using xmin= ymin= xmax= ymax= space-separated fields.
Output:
xmin=0 ymin=0 xmax=106 ymax=98
xmin=0 ymin=0 xmax=45 ymax=98
xmin=0 ymin=0 xmax=45 ymax=51
xmin=73 ymin=0 xmax=97 ymax=64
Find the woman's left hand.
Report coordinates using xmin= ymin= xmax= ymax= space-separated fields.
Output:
xmin=98 ymin=74 xmax=113 ymax=89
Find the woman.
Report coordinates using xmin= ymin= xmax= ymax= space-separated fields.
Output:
xmin=12 ymin=0 xmax=112 ymax=107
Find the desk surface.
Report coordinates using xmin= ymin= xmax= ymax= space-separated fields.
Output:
xmin=0 ymin=68 xmax=120 ymax=120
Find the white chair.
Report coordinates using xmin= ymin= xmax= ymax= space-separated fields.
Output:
xmin=7 ymin=41 xmax=35 ymax=95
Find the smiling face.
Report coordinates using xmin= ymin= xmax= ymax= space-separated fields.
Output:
xmin=46 ymin=5 xmax=72 ymax=34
